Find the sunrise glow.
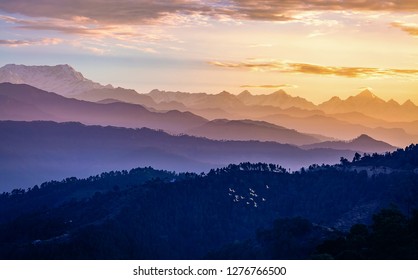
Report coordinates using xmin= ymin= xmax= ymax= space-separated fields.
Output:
xmin=0 ymin=0 xmax=417 ymax=104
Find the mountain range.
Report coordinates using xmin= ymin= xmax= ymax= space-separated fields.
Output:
xmin=1 ymin=63 xmax=416 ymax=190
xmin=237 ymin=89 xmax=317 ymax=110
xmin=1 ymin=81 xmax=405 ymax=150
xmin=2 ymin=64 xmax=417 ymax=121
xmin=0 ymin=63 xmax=417 ymax=261
xmin=318 ymin=90 xmax=418 ymax=122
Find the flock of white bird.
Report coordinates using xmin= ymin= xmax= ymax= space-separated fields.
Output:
xmin=228 ymin=185 xmax=269 ymax=208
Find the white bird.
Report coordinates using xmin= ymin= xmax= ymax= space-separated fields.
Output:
xmin=266 ymin=185 xmax=269 ymax=189
xmin=262 ymin=198 xmax=266 ymax=202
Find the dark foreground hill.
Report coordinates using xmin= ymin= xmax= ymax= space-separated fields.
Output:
xmin=0 ymin=145 xmax=418 ymax=259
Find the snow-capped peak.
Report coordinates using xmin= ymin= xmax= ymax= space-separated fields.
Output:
xmin=0 ymin=64 xmax=113 ymax=96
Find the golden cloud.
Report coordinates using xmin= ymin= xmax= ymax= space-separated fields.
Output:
xmin=391 ymin=21 xmax=418 ymax=36
xmin=231 ymin=0 xmax=418 ymax=21
xmin=209 ymin=60 xmax=418 ymax=79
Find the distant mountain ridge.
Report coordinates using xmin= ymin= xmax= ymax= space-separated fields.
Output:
xmin=302 ymin=134 xmax=398 ymax=154
xmin=1 ymin=63 xmax=416 ymax=113
xmin=149 ymin=89 xmax=246 ymax=110
xmin=0 ymin=64 xmax=112 ymax=96
xmin=2 ymin=64 xmax=417 ymax=119
xmin=187 ymin=119 xmax=321 ymax=145
xmin=237 ymin=89 xmax=317 ymax=110
xmin=74 ymin=87 xmax=158 ymax=108
xmin=319 ymin=89 xmax=418 ymax=122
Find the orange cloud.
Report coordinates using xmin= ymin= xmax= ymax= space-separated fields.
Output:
xmin=209 ymin=60 xmax=418 ymax=79
xmin=230 ymin=0 xmax=418 ymax=21
xmin=391 ymin=21 xmax=418 ymax=36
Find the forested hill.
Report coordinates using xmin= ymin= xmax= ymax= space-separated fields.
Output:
xmin=0 ymin=145 xmax=418 ymax=259
xmin=342 ymin=144 xmax=418 ymax=170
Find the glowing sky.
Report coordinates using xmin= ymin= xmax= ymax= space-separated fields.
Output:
xmin=0 ymin=0 xmax=417 ymax=104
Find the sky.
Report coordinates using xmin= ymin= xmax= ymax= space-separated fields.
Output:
xmin=0 ymin=0 xmax=417 ymax=104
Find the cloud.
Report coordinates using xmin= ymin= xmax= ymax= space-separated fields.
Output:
xmin=70 ymin=42 xmax=109 ymax=55
xmin=229 ymin=0 xmax=418 ymax=21
xmin=391 ymin=21 xmax=418 ymax=36
xmin=0 ymin=39 xmax=31 ymax=46
xmin=1 ymin=1 xmax=416 ymax=56
xmin=0 ymin=15 xmax=136 ymax=37
xmin=115 ymin=43 xmax=158 ymax=54
xmin=1 ymin=0 xmax=417 ymax=27
xmin=209 ymin=59 xmax=418 ymax=79
xmin=240 ymin=84 xmax=297 ymax=88
xmin=0 ymin=37 xmax=62 ymax=47
xmin=0 ymin=13 xmax=186 ymax=56
xmin=0 ymin=0 xmax=210 ymax=25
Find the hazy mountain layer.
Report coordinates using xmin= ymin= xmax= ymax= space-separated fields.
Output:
xmin=259 ymin=113 xmax=417 ymax=147
xmin=237 ymin=89 xmax=317 ymax=110
xmin=187 ymin=119 xmax=321 ymax=145
xmin=302 ymin=134 xmax=398 ymax=154
xmin=0 ymin=120 xmax=358 ymax=191
xmin=74 ymin=87 xmax=158 ymax=109
xmin=319 ymin=90 xmax=418 ymax=122
xmin=0 ymin=83 xmax=207 ymax=134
